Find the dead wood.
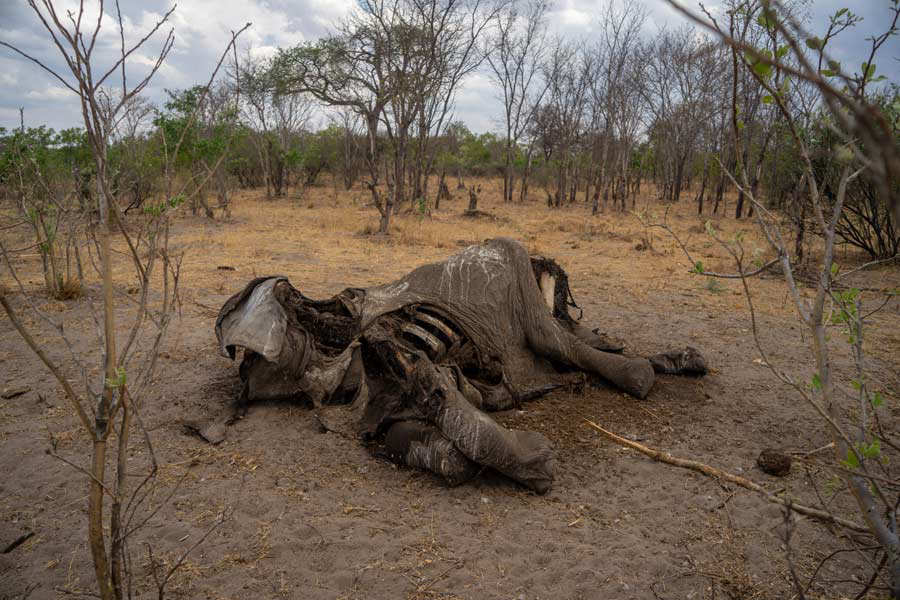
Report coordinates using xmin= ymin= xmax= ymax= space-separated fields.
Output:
xmin=2 ymin=531 xmax=35 ymax=554
xmin=584 ymin=419 xmax=868 ymax=533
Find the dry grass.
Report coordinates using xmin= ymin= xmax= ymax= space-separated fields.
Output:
xmin=3 ymin=175 xmax=898 ymax=359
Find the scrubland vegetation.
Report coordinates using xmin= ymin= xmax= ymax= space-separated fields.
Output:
xmin=1 ymin=0 xmax=899 ymax=598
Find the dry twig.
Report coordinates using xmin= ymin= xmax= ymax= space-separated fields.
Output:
xmin=584 ymin=419 xmax=867 ymax=533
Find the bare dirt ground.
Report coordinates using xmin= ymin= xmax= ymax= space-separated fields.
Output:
xmin=1 ymin=179 xmax=898 ymax=599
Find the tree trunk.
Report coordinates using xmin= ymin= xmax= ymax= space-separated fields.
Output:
xmin=695 ymin=160 xmax=709 ymax=215
xmin=713 ymin=173 xmax=725 ymax=215
xmin=519 ymin=149 xmax=533 ymax=203
xmin=503 ymin=143 xmax=512 ymax=203
xmin=89 ymin=440 xmax=113 ymax=600
xmin=672 ymin=156 xmax=686 ymax=203
xmin=569 ymin=164 xmax=578 ymax=205
xmin=94 ymin=151 xmax=118 ymax=600
xmin=436 ymin=170 xmax=449 ymax=210
xmin=467 ymin=187 xmax=478 ymax=212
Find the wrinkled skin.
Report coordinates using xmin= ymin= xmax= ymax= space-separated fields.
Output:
xmin=215 ymin=238 xmax=706 ymax=493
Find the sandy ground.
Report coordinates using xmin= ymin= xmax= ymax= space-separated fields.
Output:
xmin=1 ymin=179 xmax=898 ymax=599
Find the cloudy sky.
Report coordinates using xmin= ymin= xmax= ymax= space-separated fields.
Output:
xmin=0 ymin=0 xmax=897 ymax=134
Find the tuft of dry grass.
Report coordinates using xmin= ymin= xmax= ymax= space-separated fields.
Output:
xmin=54 ymin=277 xmax=83 ymax=300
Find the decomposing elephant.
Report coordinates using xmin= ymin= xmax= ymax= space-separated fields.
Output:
xmin=214 ymin=238 xmax=706 ymax=494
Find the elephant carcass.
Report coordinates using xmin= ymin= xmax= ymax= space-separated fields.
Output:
xmin=215 ymin=238 xmax=706 ymax=493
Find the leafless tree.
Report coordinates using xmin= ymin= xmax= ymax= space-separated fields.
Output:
xmin=485 ymin=0 xmax=550 ymax=204
xmin=274 ymin=0 xmax=500 ymax=231
xmin=0 ymin=3 xmax=249 ymax=598
xmin=586 ymin=0 xmax=648 ymax=214
xmin=330 ymin=106 xmax=365 ymax=190
xmin=112 ymin=95 xmax=158 ymax=214
xmin=643 ymin=26 xmax=726 ymax=205
xmin=239 ymin=52 xmax=279 ymax=199
xmin=536 ymin=39 xmax=592 ymax=207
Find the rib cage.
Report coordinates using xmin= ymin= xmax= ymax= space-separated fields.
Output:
xmin=398 ymin=307 xmax=463 ymax=362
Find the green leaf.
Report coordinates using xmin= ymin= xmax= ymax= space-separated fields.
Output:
xmin=862 ymin=62 xmax=876 ymax=80
xmin=835 ymin=8 xmax=848 ymax=18
xmin=762 ymin=94 xmax=774 ymax=104
xmin=830 ymin=262 xmax=839 ymax=276
xmin=870 ymin=392 xmax=884 ymax=408
xmin=811 ymin=372 xmax=822 ymax=391
xmin=850 ymin=379 xmax=862 ymax=391
xmin=827 ymin=59 xmax=841 ymax=73
xmin=776 ymin=44 xmax=790 ymax=58
xmin=861 ymin=440 xmax=881 ymax=460
xmin=105 ymin=367 xmax=127 ymax=389
xmin=843 ymin=449 xmax=859 ymax=469
xmin=692 ymin=261 xmax=705 ymax=274
xmin=821 ymin=69 xmax=836 ymax=77
xmin=805 ymin=37 xmax=822 ymax=50
xmin=757 ymin=9 xmax=778 ymax=31
xmin=753 ymin=61 xmax=773 ymax=78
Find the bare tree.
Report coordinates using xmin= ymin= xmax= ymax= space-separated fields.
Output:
xmin=643 ymin=25 xmax=725 ymax=206
xmin=272 ymin=9 xmax=395 ymax=231
xmin=0 ymin=3 xmax=248 ymax=598
xmin=586 ymin=0 xmax=648 ymax=214
xmin=485 ymin=0 xmax=550 ymax=204
xmin=408 ymin=0 xmax=501 ymax=208
xmin=112 ymin=95 xmax=158 ymax=214
xmin=239 ymin=52 xmax=278 ymax=199
xmin=330 ymin=106 xmax=365 ymax=190
xmin=274 ymin=0 xmax=500 ymax=231
xmin=536 ymin=39 xmax=592 ymax=207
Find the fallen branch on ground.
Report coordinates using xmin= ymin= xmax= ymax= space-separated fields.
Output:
xmin=584 ymin=419 xmax=867 ymax=533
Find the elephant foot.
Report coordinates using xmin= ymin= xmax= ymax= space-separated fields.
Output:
xmin=618 ymin=356 xmax=656 ymax=399
xmin=649 ymin=347 xmax=708 ymax=376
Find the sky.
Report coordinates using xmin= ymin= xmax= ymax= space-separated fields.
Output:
xmin=0 ymin=0 xmax=897 ymax=135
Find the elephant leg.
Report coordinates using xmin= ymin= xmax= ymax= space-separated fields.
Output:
xmin=410 ymin=358 xmax=556 ymax=494
xmin=383 ymin=420 xmax=479 ymax=487
xmin=523 ymin=316 xmax=655 ymax=399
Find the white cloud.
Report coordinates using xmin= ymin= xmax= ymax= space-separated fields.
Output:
xmin=25 ymin=85 xmax=74 ymax=101
xmin=553 ymin=0 xmax=592 ymax=27
xmin=250 ymin=45 xmax=279 ymax=60
xmin=1 ymin=0 xmax=897 ymax=135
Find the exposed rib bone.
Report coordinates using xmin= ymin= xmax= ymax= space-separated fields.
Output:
xmin=413 ymin=311 xmax=460 ymax=349
xmin=401 ymin=323 xmax=447 ymax=360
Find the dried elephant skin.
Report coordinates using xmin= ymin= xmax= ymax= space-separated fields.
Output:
xmin=216 ymin=238 xmax=706 ymax=493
